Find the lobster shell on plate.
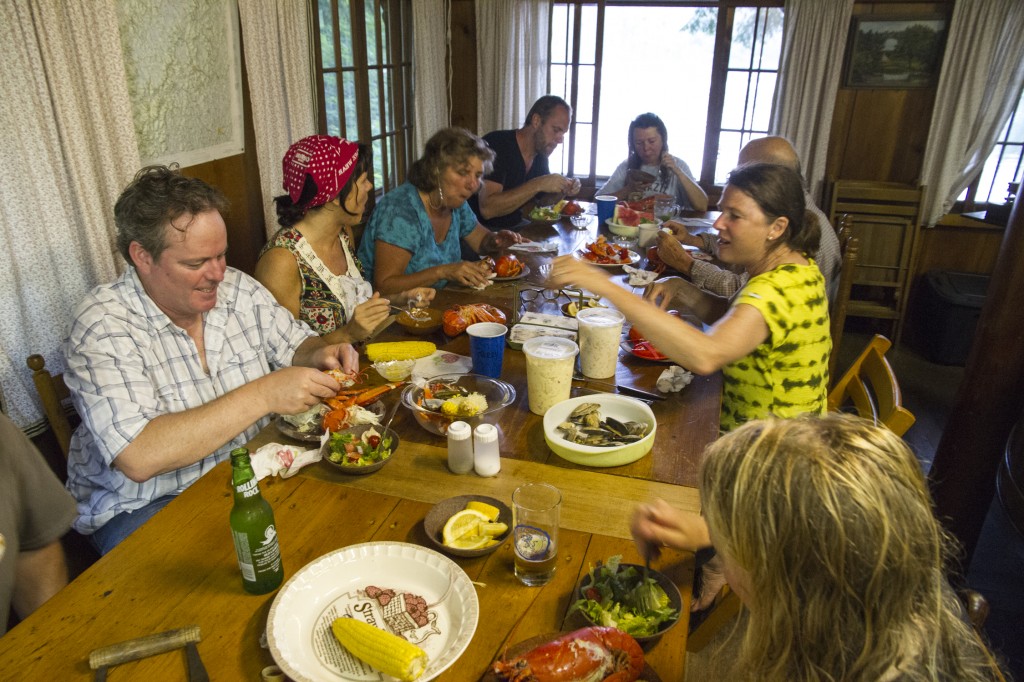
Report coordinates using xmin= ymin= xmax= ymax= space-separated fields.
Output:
xmin=442 ymin=303 xmax=507 ymax=336
xmin=485 ymin=626 xmax=654 ymax=682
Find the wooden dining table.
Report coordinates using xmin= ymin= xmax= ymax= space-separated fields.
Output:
xmin=0 ymin=204 xmax=720 ymax=681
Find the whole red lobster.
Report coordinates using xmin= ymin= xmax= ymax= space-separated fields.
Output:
xmin=491 ymin=626 xmax=643 ymax=681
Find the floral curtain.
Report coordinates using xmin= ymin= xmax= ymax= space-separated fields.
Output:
xmin=0 ymin=0 xmax=139 ymax=429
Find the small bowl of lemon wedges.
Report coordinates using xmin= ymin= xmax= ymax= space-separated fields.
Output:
xmin=424 ymin=495 xmax=511 ymax=558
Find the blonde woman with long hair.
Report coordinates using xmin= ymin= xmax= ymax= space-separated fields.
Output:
xmin=635 ymin=414 xmax=1007 ymax=681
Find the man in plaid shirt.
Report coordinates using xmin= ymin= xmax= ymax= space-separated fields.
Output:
xmin=63 ymin=166 xmax=359 ymax=554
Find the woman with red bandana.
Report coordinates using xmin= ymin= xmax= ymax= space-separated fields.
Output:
xmin=255 ymin=136 xmax=434 ymax=344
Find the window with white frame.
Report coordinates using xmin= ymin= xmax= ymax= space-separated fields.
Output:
xmin=548 ymin=2 xmax=784 ymax=188
xmin=959 ymin=86 xmax=1024 ymax=209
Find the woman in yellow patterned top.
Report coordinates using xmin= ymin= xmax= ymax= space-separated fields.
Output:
xmin=549 ymin=162 xmax=829 ymax=431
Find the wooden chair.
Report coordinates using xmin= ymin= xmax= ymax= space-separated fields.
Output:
xmin=827 ymin=180 xmax=925 ymax=346
xmin=829 ymin=214 xmax=860 ymax=383
xmin=827 ymin=334 xmax=915 ymax=436
xmin=26 ymin=354 xmax=74 ymax=458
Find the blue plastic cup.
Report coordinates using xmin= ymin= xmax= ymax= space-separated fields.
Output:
xmin=467 ymin=322 xmax=508 ymax=378
xmin=595 ymin=195 xmax=617 ymax=226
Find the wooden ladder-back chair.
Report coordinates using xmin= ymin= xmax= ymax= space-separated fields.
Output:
xmin=829 ymin=214 xmax=860 ymax=383
xmin=27 ymin=354 xmax=74 ymax=458
xmin=827 ymin=334 xmax=915 ymax=436
xmin=827 ymin=180 xmax=925 ymax=346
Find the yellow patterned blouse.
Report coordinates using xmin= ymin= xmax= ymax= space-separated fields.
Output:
xmin=720 ymin=261 xmax=831 ymax=432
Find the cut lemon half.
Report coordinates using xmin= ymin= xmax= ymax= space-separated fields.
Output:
xmin=465 ymin=501 xmax=501 ymax=521
xmin=442 ymin=509 xmax=489 ymax=545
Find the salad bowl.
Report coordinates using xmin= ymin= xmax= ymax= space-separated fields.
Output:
xmin=573 ymin=557 xmax=682 ymax=646
xmin=320 ymin=424 xmax=399 ymax=475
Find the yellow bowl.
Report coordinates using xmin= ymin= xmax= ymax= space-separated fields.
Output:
xmin=543 ymin=394 xmax=656 ymax=467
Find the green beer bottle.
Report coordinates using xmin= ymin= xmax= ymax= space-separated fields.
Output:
xmin=229 ymin=447 xmax=284 ymax=594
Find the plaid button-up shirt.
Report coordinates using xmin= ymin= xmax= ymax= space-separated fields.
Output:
xmin=63 ymin=267 xmax=316 ymax=534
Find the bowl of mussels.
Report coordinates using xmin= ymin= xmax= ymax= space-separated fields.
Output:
xmin=542 ymin=394 xmax=656 ymax=467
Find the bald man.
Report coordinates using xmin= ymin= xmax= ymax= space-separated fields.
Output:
xmin=655 ymin=136 xmax=842 ymax=302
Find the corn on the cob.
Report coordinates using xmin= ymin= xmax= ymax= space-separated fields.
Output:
xmin=365 ymin=341 xmax=436 ymax=362
xmin=331 ymin=617 xmax=428 ymax=681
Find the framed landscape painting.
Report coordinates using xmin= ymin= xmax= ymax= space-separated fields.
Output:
xmin=845 ymin=16 xmax=948 ymax=89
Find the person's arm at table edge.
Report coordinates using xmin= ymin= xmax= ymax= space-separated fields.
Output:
xmin=12 ymin=541 xmax=68 ymax=620
xmin=114 ymin=336 xmax=354 ymax=483
xmin=476 ymin=176 xmax=568 ymax=220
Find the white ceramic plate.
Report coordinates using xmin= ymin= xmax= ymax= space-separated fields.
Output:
xmin=267 ymin=541 xmax=479 ymax=682
xmin=573 ymin=249 xmax=641 ymax=269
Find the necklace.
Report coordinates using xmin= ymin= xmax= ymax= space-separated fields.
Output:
xmin=429 ymin=185 xmax=445 ymax=211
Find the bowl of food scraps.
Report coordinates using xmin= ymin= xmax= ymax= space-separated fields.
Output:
xmin=571 ymin=554 xmax=681 ymax=646
xmin=542 ymin=394 xmax=656 ymax=467
xmin=320 ymin=423 xmax=400 ymax=475
xmin=400 ymin=373 xmax=516 ymax=436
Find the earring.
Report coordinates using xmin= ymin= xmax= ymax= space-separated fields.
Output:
xmin=429 ymin=186 xmax=444 ymax=210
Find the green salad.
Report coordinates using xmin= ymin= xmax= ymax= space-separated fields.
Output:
xmin=570 ymin=555 xmax=678 ymax=637
xmin=529 ymin=206 xmax=561 ymax=221
xmin=327 ymin=428 xmax=393 ymax=467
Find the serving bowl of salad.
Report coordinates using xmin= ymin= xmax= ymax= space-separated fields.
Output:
xmin=400 ymin=373 xmax=515 ymax=436
xmin=321 ymin=424 xmax=399 ymax=475
xmin=571 ymin=555 xmax=681 ymax=646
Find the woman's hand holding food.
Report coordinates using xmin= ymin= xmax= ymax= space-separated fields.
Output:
xmin=346 ymin=293 xmax=392 ymax=341
xmin=446 ymin=259 xmax=495 ymax=288
xmin=662 ymin=220 xmax=705 ymax=249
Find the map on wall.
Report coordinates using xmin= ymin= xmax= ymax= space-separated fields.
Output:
xmin=116 ymin=0 xmax=243 ymax=167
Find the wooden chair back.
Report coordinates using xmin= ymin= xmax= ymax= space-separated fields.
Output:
xmin=829 ymin=214 xmax=860 ymax=382
xmin=827 ymin=334 xmax=915 ymax=436
xmin=826 ymin=180 xmax=925 ymax=346
xmin=26 ymin=354 xmax=74 ymax=458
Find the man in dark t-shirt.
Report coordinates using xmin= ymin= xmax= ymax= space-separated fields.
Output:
xmin=469 ymin=95 xmax=580 ymax=229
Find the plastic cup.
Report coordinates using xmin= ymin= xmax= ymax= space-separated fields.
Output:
xmin=522 ymin=336 xmax=579 ymax=416
xmin=576 ymin=308 xmax=625 ymax=379
xmin=595 ymin=195 xmax=617 ymax=226
xmin=512 ymin=483 xmax=561 ymax=586
xmin=638 ymin=223 xmax=660 ymax=249
xmin=467 ymin=322 xmax=507 ymax=378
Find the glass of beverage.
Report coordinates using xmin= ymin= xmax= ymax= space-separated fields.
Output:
xmin=654 ymin=197 xmax=677 ymax=222
xmin=512 ymin=483 xmax=561 ymax=586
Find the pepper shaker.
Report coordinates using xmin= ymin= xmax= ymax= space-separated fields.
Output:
xmin=473 ymin=423 xmax=501 ymax=477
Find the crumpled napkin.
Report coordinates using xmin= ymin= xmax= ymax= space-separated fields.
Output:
xmin=250 ymin=442 xmax=320 ymax=481
xmin=412 ymin=350 xmax=473 ymax=380
xmin=657 ymin=365 xmax=694 ymax=393
xmin=622 ymin=265 xmax=658 ymax=287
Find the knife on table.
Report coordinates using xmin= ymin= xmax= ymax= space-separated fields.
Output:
xmin=573 ymin=377 xmax=665 ymax=401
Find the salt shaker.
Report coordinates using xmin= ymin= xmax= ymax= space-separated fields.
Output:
xmin=447 ymin=421 xmax=474 ymax=474
xmin=473 ymin=423 xmax=501 ymax=477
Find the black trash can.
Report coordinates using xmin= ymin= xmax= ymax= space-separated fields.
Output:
xmin=917 ymin=270 xmax=989 ymax=365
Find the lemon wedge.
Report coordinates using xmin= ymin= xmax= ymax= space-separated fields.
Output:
xmin=481 ymin=522 xmax=508 ymax=537
xmin=465 ymin=501 xmax=500 ymax=521
xmin=446 ymin=534 xmax=492 ymax=550
xmin=442 ymin=509 xmax=489 ymax=545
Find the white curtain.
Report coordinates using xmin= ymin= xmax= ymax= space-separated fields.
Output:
xmin=475 ymin=0 xmax=551 ymax=135
xmin=413 ymin=0 xmax=451 ymax=154
xmin=919 ymin=0 xmax=1024 ymax=226
xmin=0 ymin=1 xmax=140 ymax=429
xmin=237 ymin=0 xmax=317 ymax=237
xmin=769 ymin=0 xmax=854 ymax=203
